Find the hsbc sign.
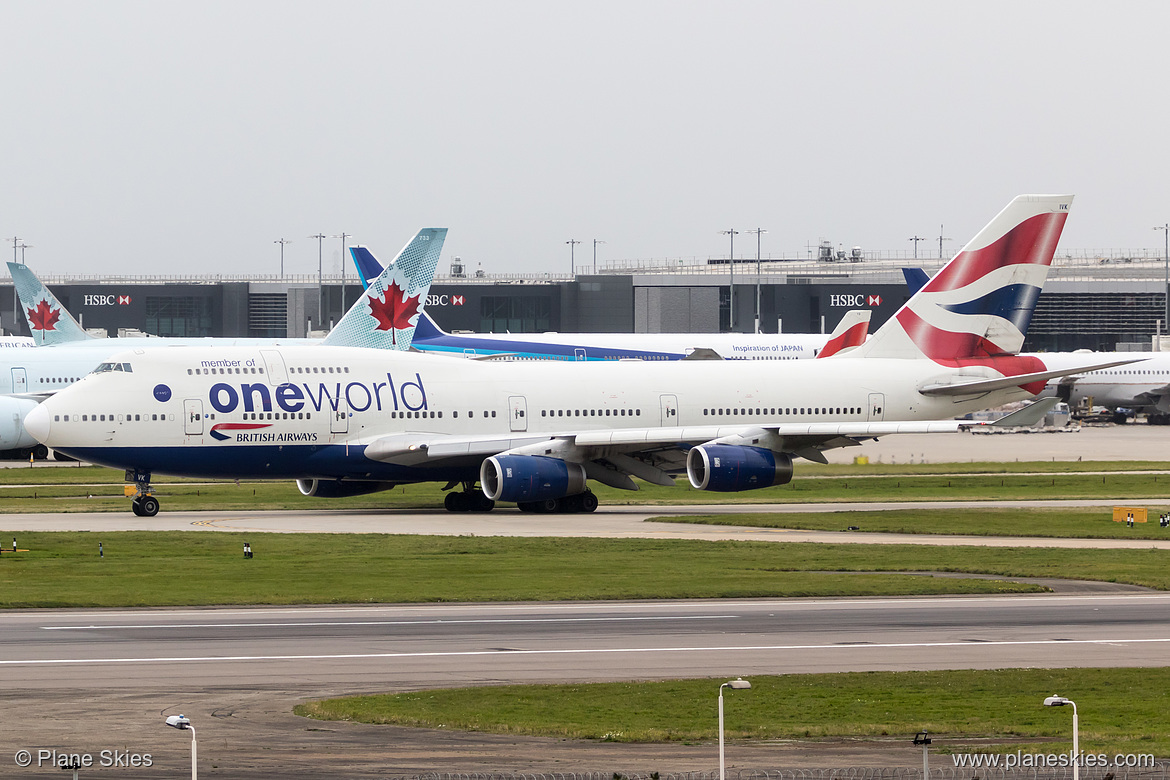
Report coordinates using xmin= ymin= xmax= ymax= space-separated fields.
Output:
xmin=829 ymin=294 xmax=882 ymax=307
xmin=425 ymin=294 xmax=465 ymax=307
xmin=83 ymin=294 xmax=132 ymax=306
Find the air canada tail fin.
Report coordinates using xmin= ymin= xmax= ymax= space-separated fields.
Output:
xmin=855 ymin=194 xmax=1072 ymax=364
xmin=7 ymin=262 xmax=95 ymax=345
xmin=323 ymin=228 xmax=446 ymax=350
xmin=816 ymin=309 xmax=871 ymax=358
xmin=349 ymin=246 xmax=384 ymax=289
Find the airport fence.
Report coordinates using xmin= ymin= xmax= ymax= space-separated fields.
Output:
xmin=416 ymin=766 xmax=1170 ymax=780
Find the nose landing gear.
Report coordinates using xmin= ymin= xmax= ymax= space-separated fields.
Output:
xmin=126 ymin=468 xmax=160 ymax=517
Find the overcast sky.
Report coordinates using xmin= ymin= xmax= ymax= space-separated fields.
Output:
xmin=2 ymin=1 xmax=1168 ymax=278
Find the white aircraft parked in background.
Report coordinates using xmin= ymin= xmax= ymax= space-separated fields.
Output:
xmin=0 ymin=230 xmax=444 ymax=457
xmin=25 ymin=194 xmax=1141 ymax=516
xmin=351 ymin=246 xmax=871 ymax=361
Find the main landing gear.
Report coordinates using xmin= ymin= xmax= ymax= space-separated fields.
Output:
xmin=517 ymin=491 xmax=598 ymax=514
xmin=443 ymin=482 xmax=496 ymax=513
xmin=126 ymin=468 xmax=160 ymax=517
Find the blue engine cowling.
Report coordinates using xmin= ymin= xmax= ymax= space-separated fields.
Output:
xmin=296 ymin=479 xmax=398 ymax=498
xmin=686 ymin=445 xmax=793 ymax=492
xmin=480 ymin=455 xmax=587 ymax=503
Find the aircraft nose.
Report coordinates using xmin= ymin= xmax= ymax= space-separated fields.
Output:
xmin=24 ymin=404 xmax=51 ymax=444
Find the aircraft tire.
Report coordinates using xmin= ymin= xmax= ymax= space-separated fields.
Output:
xmin=536 ymin=498 xmax=560 ymax=513
xmin=579 ymin=491 xmax=598 ymax=513
xmin=131 ymin=498 xmax=145 ymax=517
xmin=444 ymin=492 xmax=469 ymax=512
xmin=516 ymin=501 xmax=537 ymax=513
xmin=471 ymin=493 xmax=495 ymax=512
xmin=139 ymin=496 xmax=160 ymax=517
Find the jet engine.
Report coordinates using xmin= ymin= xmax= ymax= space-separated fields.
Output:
xmin=295 ymin=478 xmax=398 ymax=498
xmin=686 ymin=444 xmax=793 ymax=492
xmin=0 ymin=396 xmax=42 ymax=451
xmin=480 ymin=455 xmax=587 ymax=503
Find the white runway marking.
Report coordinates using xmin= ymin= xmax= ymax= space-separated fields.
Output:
xmin=5 ymin=637 xmax=1170 ymax=666
xmin=40 ymin=615 xmax=737 ymax=631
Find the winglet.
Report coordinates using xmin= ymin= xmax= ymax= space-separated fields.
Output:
xmin=323 ymin=229 xmax=446 ymax=349
xmin=7 ymin=262 xmax=95 ymax=345
xmin=816 ymin=310 xmax=871 ymax=358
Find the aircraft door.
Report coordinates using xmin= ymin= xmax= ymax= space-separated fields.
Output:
xmin=574 ymin=348 xmax=586 ymax=361
xmin=260 ymin=350 xmax=289 ymax=385
xmin=660 ymin=394 xmax=679 ymax=426
xmin=184 ymin=399 xmax=204 ymax=435
xmin=11 ymin=368 xmax=27 ymax=393
xmin=508 ymin=396 xmax=528 ymax=432
xmin=868 ymin=392 xmax=885 ymax=422
xmin=331 ymin=397 xmax=349 ymax=434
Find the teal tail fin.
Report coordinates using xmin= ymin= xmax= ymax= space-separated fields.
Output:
xmin=7 ymin=262 xmax=95 ymax=345
xmin=323 ymin=228 xmax=446 ymax=349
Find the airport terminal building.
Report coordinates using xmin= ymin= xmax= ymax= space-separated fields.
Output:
xmin=3 ymin=250 xmax=1166 ymax=352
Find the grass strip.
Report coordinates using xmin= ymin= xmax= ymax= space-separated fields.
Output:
xmin=12 ymin=531 xmax=1170 ymax=608
xmin=661 ymin=507 xmax=1170 ymax=539
xmin=295 ymin=667 xmax=1170 ymax=756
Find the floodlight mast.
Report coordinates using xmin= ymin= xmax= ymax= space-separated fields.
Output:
xmin=718 ymin=679 xmax=751 ymax=780
xmin=165 ymin=715 xmax=197 ymax=780
xmin=1044 ymin=695 xmax=1078 ymax=780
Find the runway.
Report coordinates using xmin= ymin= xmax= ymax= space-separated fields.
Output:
xmin=4 ymin=595 xmax=1170 ymax=690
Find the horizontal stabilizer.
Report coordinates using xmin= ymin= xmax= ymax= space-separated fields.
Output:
xmin=919 ymin=357 xmax=1146 ymax=397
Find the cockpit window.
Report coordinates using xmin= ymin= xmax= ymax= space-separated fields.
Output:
xmin=92 ymin=362 xmax=133 ymax=374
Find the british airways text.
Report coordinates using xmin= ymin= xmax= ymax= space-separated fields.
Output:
xmin=207 ymin=373 xmax=428 ymax=414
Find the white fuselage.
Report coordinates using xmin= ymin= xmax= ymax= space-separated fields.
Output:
xmin=27 ymin=344 xmax=1040 ymax=481
xmin=1034 ymin=351 xmax=1170 ymax=412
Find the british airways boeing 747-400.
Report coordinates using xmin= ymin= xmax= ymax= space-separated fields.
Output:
xmin=25 ymin=195 xmax=1140 ymax=516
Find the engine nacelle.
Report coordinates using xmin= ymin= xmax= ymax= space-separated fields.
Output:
xmin=1 ymin=396 xmax=41 ymax=450
xmin=481 ymin=455 xmax=587 ymax=503
xmin=686 ymin=445 xmax=793 ymax=492
xmin=296 ymin=479 xmax=398 ymax=498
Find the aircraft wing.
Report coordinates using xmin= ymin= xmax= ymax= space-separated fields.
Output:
xmin=365 ymin=418 xmax=977 ymax=474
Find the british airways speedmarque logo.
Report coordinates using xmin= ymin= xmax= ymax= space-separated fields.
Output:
xmin=209 ymin=422 xmax=272 ymax=441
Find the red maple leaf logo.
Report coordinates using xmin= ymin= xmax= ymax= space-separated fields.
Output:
xmin=27 ymin=299 xmax=60 ymax=331
xmin=367 ymin=281 xmax=421 ymax=344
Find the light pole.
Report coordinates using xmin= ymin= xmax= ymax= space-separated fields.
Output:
xmin=566 ymin=239 xmax=581 ymax=277
xmin=744 ymin=228 xmax=766 ymax=333
xmin=333 ymin=233 xmax=352 ymax=309
xmin=1155 ymin=225 xmax=1169 ymax=343
xmin=274 ymin=238 xmax=291 ymax=279
xmin=592 ymin=239 xmax=605 ymax=274
xmin=937 ymin=225 xmax=951 ymax=260
xmin=718 ymin=678 xmax=751 ymax=780
xmin=913 ymin=730 xmax=932 ymax=779
xmin=9 ymin=237 xmax=23 ymax=329
xmin=909 ymin=235 xmax=926 ymax=260
xmin=309 ymin=233 xmax=327 ymax=329
xmin=165 ymin=714 xmax=197 ymax=780
xmin=720 ymin=229 xmax=739 ymax=331
xmin=1044 ymin=695 xmax=1078 ymax=780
